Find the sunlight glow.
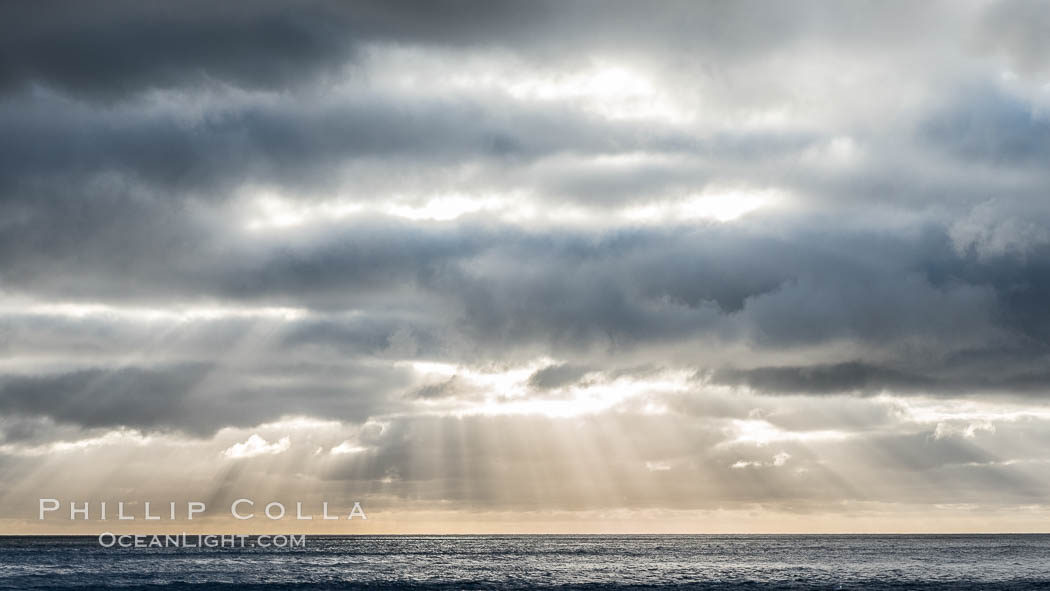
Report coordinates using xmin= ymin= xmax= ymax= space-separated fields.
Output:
xmin=242 ymin=193 xmax=365 ymax=230
xmin=404 ymin=359 xmax=694 ymax=418
xmin=725 ymin=419 xmax=850 ymax=447
xmin=330 ymin=441 xmax=369 ymax=455
xmin=0 ymin=298 xmax=309 ymax=323
xmin=358 ymin=46 xmax=693 ymax=123
xmin=622 ymin=186 xmax=785 ymax=223
xmin=383 ymin=194 xmax=503 ymax=221
xmin=236 ymin=179 xmax=783 ymax=231
xmin=502 ymin=64 xmax=692 ymax=123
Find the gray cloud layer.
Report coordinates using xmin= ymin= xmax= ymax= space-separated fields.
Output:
xmin=2 ymin=0 xmax=1050 ymax=521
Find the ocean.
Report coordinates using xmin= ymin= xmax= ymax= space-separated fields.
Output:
xmin=2 ymin=534 xmax=1049 ymax=590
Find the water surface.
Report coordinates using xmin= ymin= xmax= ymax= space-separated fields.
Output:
xmin=2 ymin=534 xmax=1048 ymax=589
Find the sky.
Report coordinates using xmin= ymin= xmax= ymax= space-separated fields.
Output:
xmin=3 ymin=0 xmax=1050 ymax=534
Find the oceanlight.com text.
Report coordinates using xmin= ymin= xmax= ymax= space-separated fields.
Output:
xmin=97 ymin=533 xmax=307 ymax=549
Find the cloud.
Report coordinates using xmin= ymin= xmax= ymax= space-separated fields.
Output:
xmin=0 ymin=0 xmax=947 ymax=101
xmin=730 ymin=452 xmax=789 ymax=469
xmin=410 ymin=376 xmax=465 ymax=400
xmin=223 ymin=434 xmax=291 ymax=459
xmin=976 ymin=0 xmax=1050 ymax=78
xmin=922 ymin=85 xmax=1050 ymax=168
xmin=0 ymin=358 xmax=415 ymax=435
xmin=528 ymin=364 xmax=590 ymax=390
xmin=0 ymin=365 xmax=210 ymax=431
xmin=711 ymin=362 xmax=934 ymax=395
xmin=4 ymin=0 xmax=1050 ymax=527
xmin=0 ymin=0 xmax=554 ymax=99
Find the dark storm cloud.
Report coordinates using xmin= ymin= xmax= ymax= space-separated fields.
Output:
xmin=0 ymin=0 xmax=941 ymax=100
xmin=3 ymin=201 xmax=1049 ymax=388
xmin=0 ymin=87 xmax=701 ymax=194
xmin=0 ymin=1 xmax=351 ymax=97
xmin=711 ymin=362 xmax=935 ymax=395
xmin=528 ymin=364 xmax=591 ymax=390
xmin=1 ymin=0 xmax=1050 ymax=455
xmin=0 ymin=415 xmax=108 ymax=446
xmin=409 ymin=376 xmax=465 ymax=400
xmin=922 ymin=85 xmax=1050 ymax=168
xmin=710 ymin=355 xmax=1050 ymax=397
xmin=0 ymin=0 xmax=1035 ymax=220
xmin=1 ymin=184 xmax=791 ymax=312
xmin=0 ymin=360 xmax=414 ymax=435
xmin=443 ymin=223 xmax=998 ymax=349
xmin=0 ymin=0 xmax=552 ymax=99
xmin=0 ymin=182 xmax=482 ymax=306
xmin=0 ymin=365 xmax=210 ymax=431
xmin=281 ymin=315 xmax=440 ymax=358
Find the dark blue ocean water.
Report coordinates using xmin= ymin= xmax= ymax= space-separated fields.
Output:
xmin=1 ymin=534 xmax=1049 ymax=590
